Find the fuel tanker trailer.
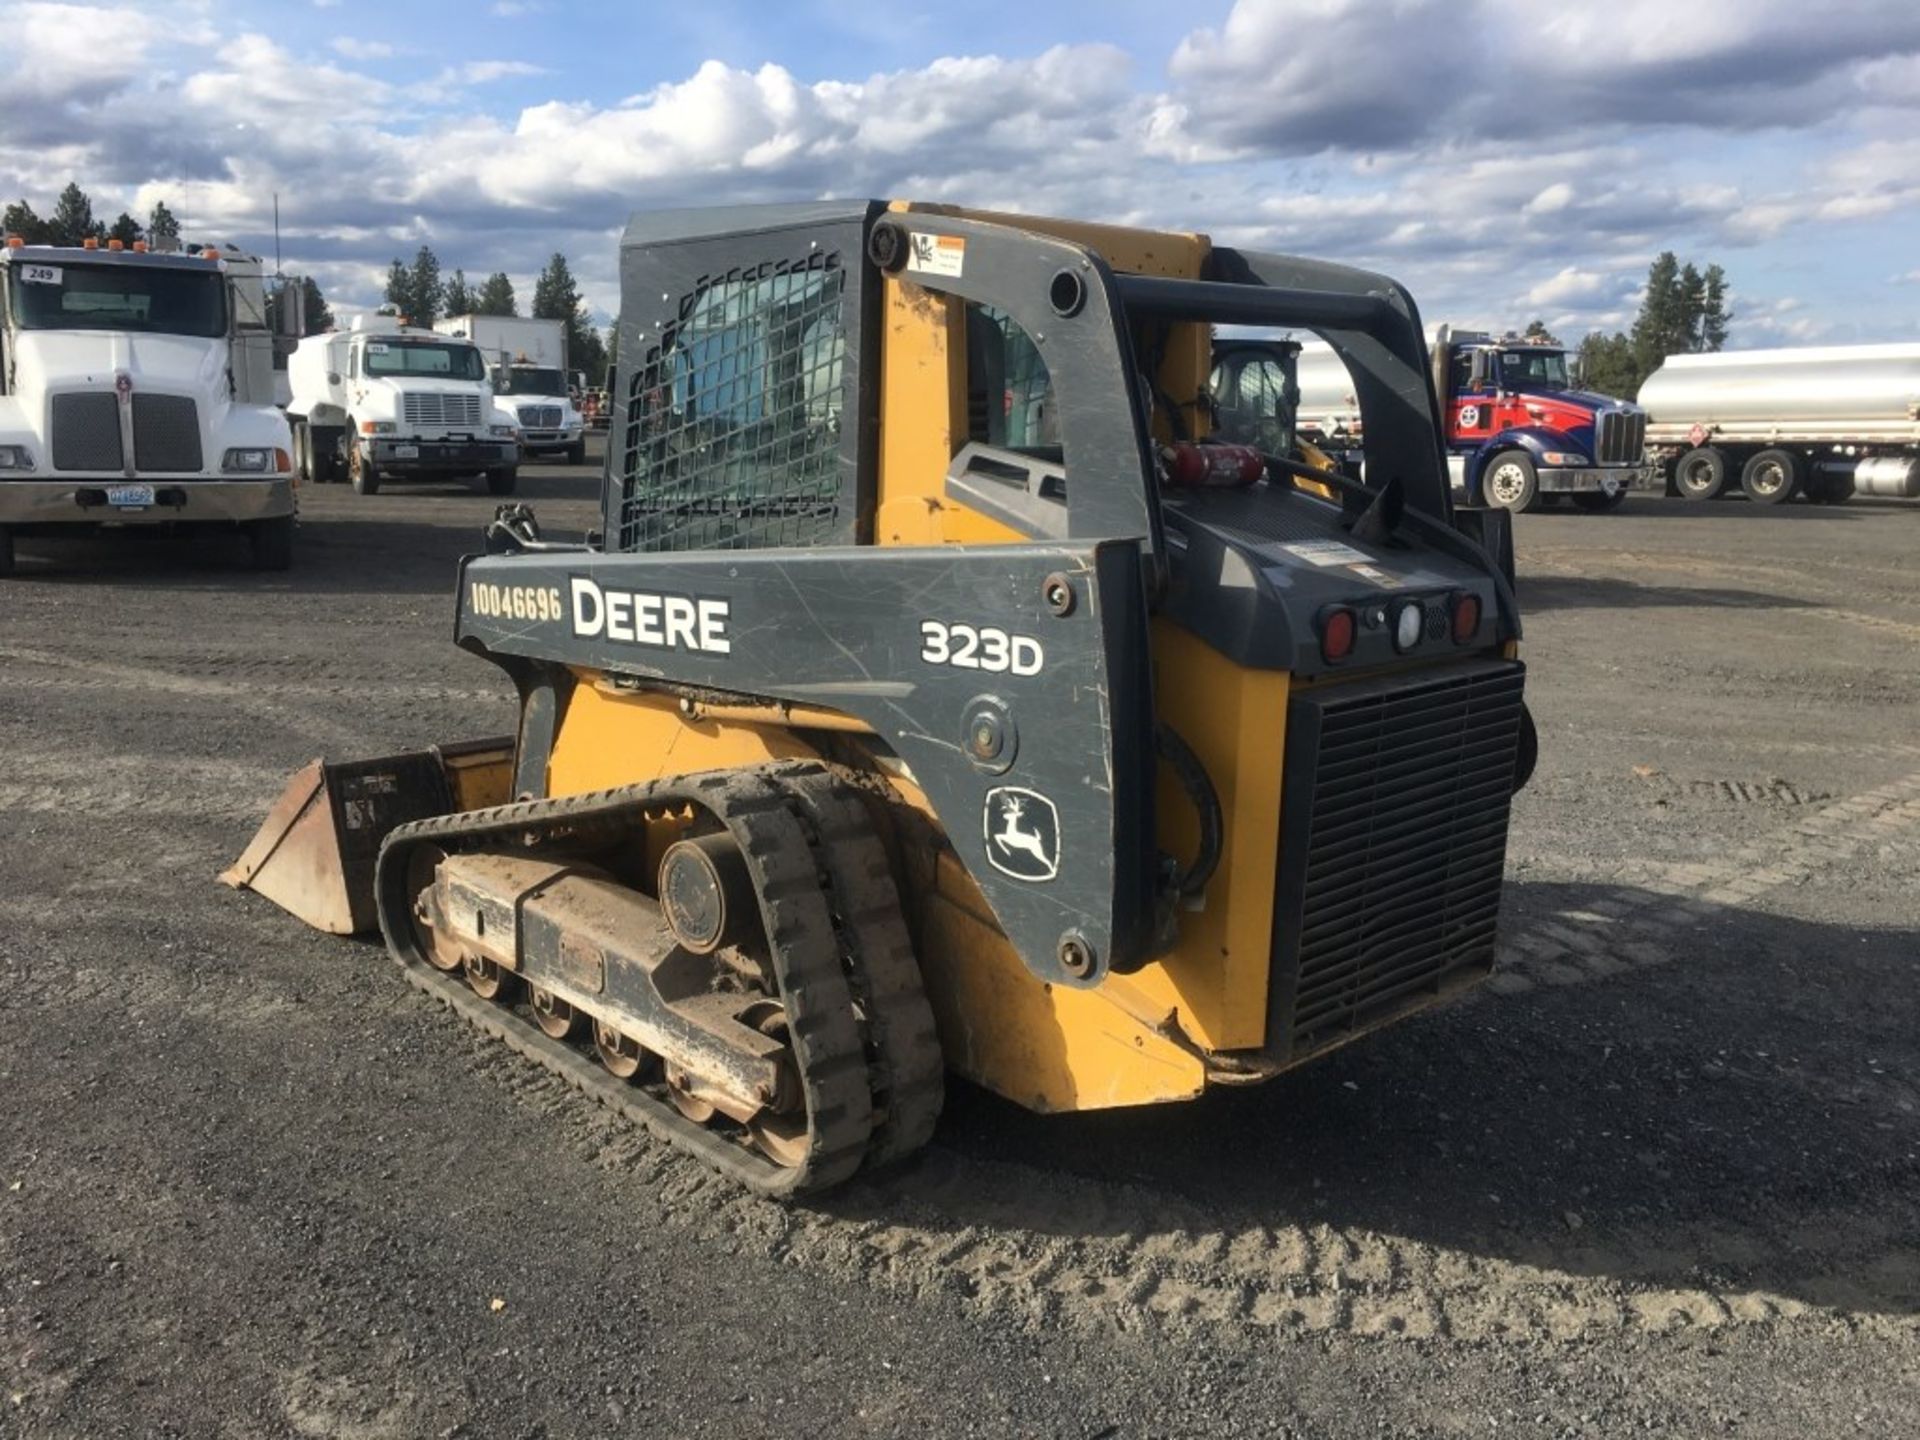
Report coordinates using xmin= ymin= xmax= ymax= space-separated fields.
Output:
xmin=226 ymin=201 xmax=1537 ymax=1196
xmin=1641 ymin=343 xmax=1920 ymax=505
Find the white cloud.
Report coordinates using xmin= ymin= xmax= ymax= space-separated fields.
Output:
xmin=7 ymin=2 xmax=162 ymax=103
xmin=0 ymin=6 xmax=1915 ymax=341
xmin=331 ymin=37 xmax=396 ymax=61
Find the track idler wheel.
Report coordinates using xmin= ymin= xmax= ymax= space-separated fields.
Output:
xmin=593 ymin=1019 xmax=650 ymax=1081
xmin=462 ymin=952 xmax=520 ymax=1004
xmin=527 ymin=986 xmax=579 ymax=1040
xmin=658 ymin=833 xmax=756 ymax=954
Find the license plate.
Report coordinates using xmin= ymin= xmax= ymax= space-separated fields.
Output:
xmin=106 ymin=484 xmax=155 ymax=508
xmin=393 ymin=444 xmax=420 ymax=459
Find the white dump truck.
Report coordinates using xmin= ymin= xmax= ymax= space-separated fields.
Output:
xmin=287 ymin=314 xmax=520 ymax=496
xmin=1640 ymin=344 xmax=1920 ymax=505
xmin=0 ymin=238 xmax=296 ymax=573
xmin=435 ymin=313 xmax=585 ymax=464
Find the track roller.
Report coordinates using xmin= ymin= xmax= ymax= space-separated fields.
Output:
xmin=370 ymin=763 xmax=939 ymax=1197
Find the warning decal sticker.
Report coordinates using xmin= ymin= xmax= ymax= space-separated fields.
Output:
xmin=907 ymin=233 xmax=966 ymax=278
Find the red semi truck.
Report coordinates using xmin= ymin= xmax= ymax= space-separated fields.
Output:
xmin=1297 ymin=328 xmax=1650 ymax=512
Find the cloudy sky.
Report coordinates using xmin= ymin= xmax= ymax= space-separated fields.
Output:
xmin=4 ymin=0 xmax=1918 ymax=346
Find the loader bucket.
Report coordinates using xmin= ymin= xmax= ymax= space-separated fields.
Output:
xmin=221 ymin=739 xmax=515 ymax=934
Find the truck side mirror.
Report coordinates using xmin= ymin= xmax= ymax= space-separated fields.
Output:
xmin=276 ymin=283 xmax=306 ymax=339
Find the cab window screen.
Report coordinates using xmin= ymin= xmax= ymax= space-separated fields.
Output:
xmin=617 ymin=252 xmax=846 ymax=553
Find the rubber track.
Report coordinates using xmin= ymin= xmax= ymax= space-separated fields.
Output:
xmin=770 ymin=766 xmax=945 ymax=1168
xmin=371 ymin=767 xmax=874 ymax=1197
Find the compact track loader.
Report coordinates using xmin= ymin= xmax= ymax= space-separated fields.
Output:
xmin=227 ymin=202 xmax=1535 ymax=1195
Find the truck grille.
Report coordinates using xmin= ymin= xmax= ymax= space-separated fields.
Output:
xmin=131 ymin=394 xmax=202 ymax=472
xmin=1595 ymin=408 xmax=1646 ymax=466
xmin=517 ymin=405 xmax=561 ymax=429
xmin=50 ymin=393 xmax=123 ymax=472
xmin=1270 ymin=660 xmax=1524 ymax=1059
xmin=402 ymin=392 xmax=483 ymax=429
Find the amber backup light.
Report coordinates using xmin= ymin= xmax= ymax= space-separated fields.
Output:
xmin=1451 ymin=592 xmax=1481 ymax=644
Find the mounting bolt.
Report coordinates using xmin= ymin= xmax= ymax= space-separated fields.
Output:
xmin=868 ymin=222 xmax=908 ymax=273
xmin=1043 ymin=572 xmax=1076 ymax=617
xmin=1057 ymin=932 xmax=1096 ymax=980
xmin=960 ymin=698 xmax=1016 ymax=773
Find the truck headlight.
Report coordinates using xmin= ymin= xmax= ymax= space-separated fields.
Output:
xmin=222 ymin=447 xmax=276 ymax=474
xmin=359 ymin=420 xmax=396 ymax=436
xmin=1541 ymin=451 xmax=1586 ymax=467
xmin=0 ymin=445 xmax=36 ymax=471
xmin=490 ymin=424 xmax=518 ymax=439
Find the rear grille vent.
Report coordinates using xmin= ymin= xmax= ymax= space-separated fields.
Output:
xmin=51 ymin=392 xmax=123 ymax=472
xmin=1270 ymin=661 xmax=1524 ymax=1058
xmin=131 ymin=394 xmax=202 ymax=472
xmin=1595 ymin=408 xmax=1646 ymax=465
xmin=402 ymin=392 xmax=483 ymax=429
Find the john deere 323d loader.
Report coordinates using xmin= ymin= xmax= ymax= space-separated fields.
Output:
xmin=227 ymin=202 xmax=1535 ymax=1196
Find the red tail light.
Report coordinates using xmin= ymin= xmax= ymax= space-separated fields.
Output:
xmin=1451 ymin=593 xmax=1481 ymax=644
xmin=1320 ymin=606 xmax=1357 ymax=663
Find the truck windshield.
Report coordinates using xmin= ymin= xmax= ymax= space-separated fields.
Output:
xmin=1497 ymin=349 xmax=1573 ymax=390
xmin=501 ymin=367 xmax=566 ymax=396
xmin=365 ymin=341 xmax=486 ymax=380
xmin=8 ymin=260 xmax=226 ymax=338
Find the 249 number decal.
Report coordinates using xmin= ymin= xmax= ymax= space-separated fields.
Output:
xmin=919 ymin=621 xmax=1044 ymax=676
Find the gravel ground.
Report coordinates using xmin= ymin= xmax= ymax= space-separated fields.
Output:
xmin=2 ymin=445 xmax=1915 ymax=1439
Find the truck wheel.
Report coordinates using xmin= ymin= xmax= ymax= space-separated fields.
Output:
xmin=1481 ymin=451 xmax=1539 ymax=513
xmin=566 ymin=439 xmax=587 ymax=466
xmin=290 ymin=420 xmax=311 ymax=484
xmin=1572 ymin=488 xmax=1628 ymax=512
xmin=312 ymin=426 xmax=344 ymax=484
xmin=348 ymin=432 xmax=381 ymax=496
xmin=248 ymin=513 xmax=295 ymax=571
xmin=1741 ymin=448 xmax=1803 ymax=505
xmin=486 ymin=466 xmax=518 ymax=496
xmin=0 ymin=525 xmax=14 ymax=577
xmin=1673 ymin=446 xmax=1727 ymax=501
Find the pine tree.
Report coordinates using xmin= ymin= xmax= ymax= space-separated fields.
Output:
xmin=384 ymin=258 xmax=412 ymax=316
xmin=475 ymin=271 xmax=516 ymax=316
xmin=407 ymin=245 xmax=444 ymax=327
xmin=301 ymin=275 xmax=334 ymax=333
xmin=532 ymin=253 xmax=598 ymax=379
xmin=1 ymin=198 xmax=48 ymax=244
xmin=107 ymin=212 xmax=142 ymax=246
xmin=146 ymin=201 xmax=180 ymax=250
xmin=1700 ymin=265 xmax=1730 ymax=352
xmin=443 ymin=268 xmax=474 ymax=318
xmin=1576 ymin=330 xmax=1639 ymax=398
xmin=48 ymin=183 xmax=105 ymax=247
xmin=1630 ymin=252 xmax=1682 ymax=383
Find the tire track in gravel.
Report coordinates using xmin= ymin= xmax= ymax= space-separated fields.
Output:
xmin=390 ymin=769 xmax=1920 ymax=1348
xmin=0 ymin=642 xmax=504 ymax=751
xmin=1484 ymin=770 xmax=1920 ymax=999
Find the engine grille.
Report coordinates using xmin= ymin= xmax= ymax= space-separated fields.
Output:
xmin=1595 ymin=408 xmax=1646 ymax=465
xmin=1269 ymin=660 xmax=1524 ymax=1059
xmin=50 ymin=392 xmax=124 ymax=472
xmin=402 ymin=392 xmax=483 ymax=429
xmin=131 ymin=394 xmax=202 ymax=472
xmin=517 ymin=405 xmax=562 ymax=429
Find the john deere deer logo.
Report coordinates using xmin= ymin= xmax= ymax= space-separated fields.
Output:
xmin=983 ymin=786 xmax=1060 ymax=882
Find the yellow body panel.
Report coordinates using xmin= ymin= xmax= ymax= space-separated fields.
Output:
xmin=544 ymin=680 xmax=820 ymax=798
xmin=1127 ymin=625 xmax=1289 ymax=1052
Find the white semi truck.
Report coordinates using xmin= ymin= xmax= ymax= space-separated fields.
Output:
xmin=0 ymin=238 xmax=296 ymax=573
xmin=1640 ymin=344 xmax=1920 ymax=505
xmin=287 ymin=314 xmax=520 ymax=496
xmin=435 ymin=313 xmax=586 ymax=464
